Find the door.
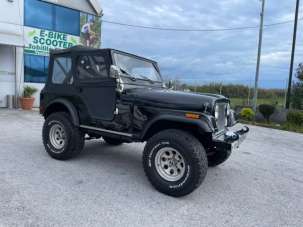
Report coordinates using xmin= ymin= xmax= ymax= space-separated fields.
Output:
xmin=75 ymin=52 xmax=116 ymax=121
xmin=0 ymin=45 xmax=16 ymax=107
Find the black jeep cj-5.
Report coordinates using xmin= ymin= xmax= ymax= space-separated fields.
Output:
xmin=40 ymin=46 xmax=249 ymax=197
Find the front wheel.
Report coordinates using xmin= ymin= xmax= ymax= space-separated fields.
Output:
xmin=143 ymin=129 xmax=208 ymax=197
xmin=42 ymin=112 xmax=84 ymax=160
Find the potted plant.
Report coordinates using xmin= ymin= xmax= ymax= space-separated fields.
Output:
xmin=20 ymin=86 xmax=38 ymax=110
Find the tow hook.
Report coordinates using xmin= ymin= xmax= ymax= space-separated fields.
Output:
xmin=224 ymin=126 xmax=249 ymax=143
xmin=236 ymin=126 xmax=249 ymax=135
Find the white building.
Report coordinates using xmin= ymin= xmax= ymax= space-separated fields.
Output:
xmin=0 ymin=0 xmax=102 ymax=107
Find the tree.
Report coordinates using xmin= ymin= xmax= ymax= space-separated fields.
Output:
xmin=292 ymin=63 xmax=303 ymax=110
xmin=259 ymin=104 xmax=275 ymax=123
xmin=296 ymin=63 xmax=303 ymax=81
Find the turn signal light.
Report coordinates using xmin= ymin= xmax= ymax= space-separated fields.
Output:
xmin=185 ymin=113 xmax=200 ymax=119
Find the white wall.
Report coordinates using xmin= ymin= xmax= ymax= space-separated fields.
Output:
xmin=0 ymin=0 xmax=23 ymax=25
xmin=0 ymin=0 xmax=24 ymax=46
xmin=0 ymin=0 xmax=24 ymax=107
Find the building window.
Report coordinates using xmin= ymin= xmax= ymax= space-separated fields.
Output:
xmin=24 ymin=0 xmax=53 ymax=31
xmin=52 ymin=57 xmax=72 ymax=84
xmin=24 ymin=0 xmax=80 ymax=36
xmin=55 ymin=6 xmax=80 ymax=36
xmin=24 ymin=54 xmax=49 ymax=83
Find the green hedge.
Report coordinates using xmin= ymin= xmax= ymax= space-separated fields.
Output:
xmin=240 ymin=107 xmax=255 ymax=121
xmin=287 ymin=110 xmax=303 ymax=126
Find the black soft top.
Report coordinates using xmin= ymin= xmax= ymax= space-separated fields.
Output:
xmin=49 ymin=45 xmax=158 ymax=64
xmin=50 ymin=45 xmax=109 ymax=55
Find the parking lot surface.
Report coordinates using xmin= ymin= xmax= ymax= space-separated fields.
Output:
xmin=0 ymin=109 xmax=303 ymax=227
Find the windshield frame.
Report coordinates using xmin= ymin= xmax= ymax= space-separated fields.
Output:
xmin=111 ymin=50 xmax=163 ymax=83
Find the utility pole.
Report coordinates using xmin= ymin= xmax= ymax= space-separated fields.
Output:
xmin=284 ymin=78 xmax=288 ymax=106
xmin=253 ymin=0 xmax=266 ymax=112
xmin=286 ymin=0 xmax=300 ymax=109
xmin=248 ymin=78 xmax=251 ymax=105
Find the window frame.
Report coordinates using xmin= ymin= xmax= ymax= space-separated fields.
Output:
xmin=48 ymin=53 xmax=74 ymax=86
xmin=111 ymin=50 xmax=163 ymax=82
xmin=51 ymin=56 xmax=73 ymax=85
xmin=75 ymin=51 xmax=111 ymax=84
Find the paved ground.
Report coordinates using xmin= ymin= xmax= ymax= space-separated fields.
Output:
xmin=0 ymin=109 xmax=303 ymax=227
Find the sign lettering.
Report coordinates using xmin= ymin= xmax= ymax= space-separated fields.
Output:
xmin=24 ymin=27 xmax=80 ymax=56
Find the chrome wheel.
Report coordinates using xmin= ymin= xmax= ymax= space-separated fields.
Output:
xmin=155 ymin=147 xmax=186 ymax=182
xmin=49 ymin=123 xmax=66 ymax=151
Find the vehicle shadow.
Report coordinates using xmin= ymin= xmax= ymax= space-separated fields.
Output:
xmin=80 ymin=139 xmax=143 ymax=163
xmin=75 ymin=139 xmax=234 ymax=196
xmin=75 ymin=139 xmax=150 ymax=185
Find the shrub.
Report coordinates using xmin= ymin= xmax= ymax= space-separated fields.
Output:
xmin=287 ymin=110 xmax=303 ymax=126
xmin=240 ymin=107 xmax=255 ymax=121
xmin=23 ymin=86 xmax=38 ymax=98
xmin=291 ymin=82 xmax=303 ymax=110
xmin=259 ymin=104 xmax=275 ymax=123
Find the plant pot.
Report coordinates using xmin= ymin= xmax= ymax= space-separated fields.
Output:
xmin=20 ymin=97 xmax=35 ymax=110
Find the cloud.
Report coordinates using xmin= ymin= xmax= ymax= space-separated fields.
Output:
xmin=100 ymin=0 xmax=302 ymax=88
xmin=262 ymin=51 xmax=290 ymax=65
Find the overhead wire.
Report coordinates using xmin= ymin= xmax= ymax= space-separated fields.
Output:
xmin=1 ymin=17 xmax=301 ymax=32
xmin=101 ymin=17 xmax=303 ymax=32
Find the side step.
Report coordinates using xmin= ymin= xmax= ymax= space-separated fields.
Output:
xmin=80 ymin=125 xmax=133 ymax=138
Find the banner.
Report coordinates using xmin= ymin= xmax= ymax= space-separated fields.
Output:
xmin=24 ymin=27 xmax=80 ymax=56
xmin=80 ymin=13 xmax=101 ymax=48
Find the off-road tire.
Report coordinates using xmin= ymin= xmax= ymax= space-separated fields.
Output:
xmin=42 ymin=112 xmax=84 ymax=160
xmin=103 ymin=136 xmax=124 ymax=145
xmin=143 ymin=129 xmax=208 ymax=197
xmin=207 ymin=150 xmax=231 ymax=167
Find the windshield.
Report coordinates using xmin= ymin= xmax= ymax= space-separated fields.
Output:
xmin=113 ymin=52 xmax=162 ymax=82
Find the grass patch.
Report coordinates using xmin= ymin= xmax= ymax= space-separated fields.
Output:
xmin=281 ymin=123 xmax=303 ymax=133
xmin=230 ymin=97 xmax=284 ymax=108
xmin=239 ymin=120 xmax=303 ymax=133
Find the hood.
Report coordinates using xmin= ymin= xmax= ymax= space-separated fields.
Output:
xmin=122 ymin=88 xmax=229 ymax=112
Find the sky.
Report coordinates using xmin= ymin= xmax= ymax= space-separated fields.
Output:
xmin=99 ymin=0 xmax=303 ymax=88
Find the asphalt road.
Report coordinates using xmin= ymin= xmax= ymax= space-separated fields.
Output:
xmin=0 ymin=109 xmax=303 ymax=227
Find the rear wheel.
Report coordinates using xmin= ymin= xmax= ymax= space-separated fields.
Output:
xmin=42 ymin=112 xmax=84 ymax=160
xmin=103 ymin=136 xmax=124 ymax=145
xmin=143 ymin=129 xmax=208 ymax=197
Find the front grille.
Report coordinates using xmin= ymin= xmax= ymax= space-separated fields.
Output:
xmin=216 ymin=102 xmax=227 ymax=131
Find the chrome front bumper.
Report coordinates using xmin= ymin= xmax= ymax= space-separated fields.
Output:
xmin=213 ymin=126 xmax=249 ymax=152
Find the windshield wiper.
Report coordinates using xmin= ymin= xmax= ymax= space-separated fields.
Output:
xmin=119 ymin=68 xmax=155 ymax=83
xmin=136 ymin=74 xmax=155 ymax=84
xmin=119 ymin=68 xmax=136 ymax=81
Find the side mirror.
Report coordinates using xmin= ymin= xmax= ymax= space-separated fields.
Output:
xmin=110 ymin=65 xmax=124 ymax=93
xmin=110 ymin=65 xmax=121 ymax=79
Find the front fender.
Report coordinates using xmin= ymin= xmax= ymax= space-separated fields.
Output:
xmin=140 ymin=113 xmax=214 ymax=140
